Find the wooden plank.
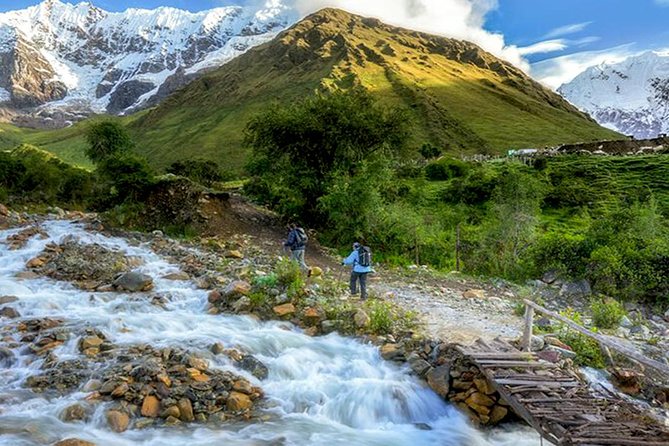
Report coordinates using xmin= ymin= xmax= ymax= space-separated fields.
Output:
xmin=522 ymin=304 xmax=534 ymax=351
xmin=523 ymin=299 xmax=669 ymax=377
xmin=495 ymin=379 xmax=580 ymax=387
xmin=477 ymin=360 xmax=558 ymax=368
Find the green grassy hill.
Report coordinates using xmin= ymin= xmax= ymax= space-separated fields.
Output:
xmin=130 ymin=8 xmax=620 ymax=171
xmin=1 ymin=8 xmax=620 ymax=172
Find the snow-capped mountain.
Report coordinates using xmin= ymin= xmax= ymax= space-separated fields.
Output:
xmin=559 ymin=52 xmax=669 ymax=139
xmin=0 ymin=0 xmax=296 ymax=126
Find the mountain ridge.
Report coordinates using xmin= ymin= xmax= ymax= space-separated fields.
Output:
xmin=559 ymin=51 xmax=669 ymax=139
xmin=131 ymin=7 xmax=620 ymax=170
xmin=0 ymin=0 xmax=295 ymax=126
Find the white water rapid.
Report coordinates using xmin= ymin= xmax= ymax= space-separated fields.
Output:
xmin=0 ymin=221 xmax=540 ymax=445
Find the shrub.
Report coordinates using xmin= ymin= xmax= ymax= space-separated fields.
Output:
xmin=166 ymin=159 xmax=228 ymax=187
xmin=419 ymin=143 xmax=442 ymax=160
xmin=558 ymin=331 xmax=606 ymax=368
xmin=97 ymin=153 xmax=154 ymax=204
xmin=275 ymin=258 xmax=305 ymax=292
xmin=590 ymin=298 xmax=626 ymax=329
xmin=365 ymin=300 xmax=394 ymax=334
xmin=425 ymin=158 xmax=470 ymax=181
xmin=85 ymin=120 xmax=134 ymax=164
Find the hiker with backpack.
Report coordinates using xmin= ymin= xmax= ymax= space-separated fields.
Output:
xmin=284 ymin=223 xmax=309 ymax=272
xmin=342 ymin=242 xmax=373 ymax=300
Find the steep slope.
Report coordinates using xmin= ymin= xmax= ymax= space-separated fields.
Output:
xmin=0 ymin=0 xmax=294 ymax=126
xmin=559 ymin=52 xmax=669 ymax=139
xmin=133 ymin=8 xmax=620 ymax=170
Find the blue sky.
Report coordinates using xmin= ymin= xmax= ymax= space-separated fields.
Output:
xmin=2 ymin=0 xmax=669 ymax=88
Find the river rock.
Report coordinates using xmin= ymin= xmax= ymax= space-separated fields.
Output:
xmin=545 ymin=345 xmax=577 ymax=360
xmin=664 ymin=309 xmax=669 ymax=323
xmin=188 ymin=356 xmax=208 ymax=371
xmin=222 ymin=281 xmax=251 ymax=300
xmin=354 ymin=309 xmax=371 ymax=328
xmin=233 ymin=380 xmax=253 ymax=395
xmin=473 ymin=378 xmax=496 ymax=396
xmin=560 ymin=279 xmax=591 ymax=297
xmin=407 ymin=353 xmax=431 ymax=376
xmin=141 ymin=395 xmax=161 ymax=418
xmin=544 ymin=336 xmax=572 ymax=350
xmin=225 ymin=250 xmax=244 ymax=260
xmin=541 ymin=269 xmax=559 ymax=284
xmin=83 ymin=379 xmax=102 ymax=392
xmin=60 ymin=403 xmax=89 ymax=422
xmin=620 ymin=315 xmax=633 ymax=328
xmin=106 ymin=409 xmax=130 ymax=432
xmin=113 ymin=272 xmax=154 ymax=292
xmin=0 ymin=347 xmax=15 ymax=368
xmin=232 ymin=296 xmax=252 ymax=312
xmin=0 ymin=296 xmax=19 ymax=304
xmin=489 ymin=405 xmax=508 ymax=424
xmin=227 ymin=391 xmax=252 ymax=411
xmin=162 ymin=272 xmax=190 ymax=281
xmin=380 ymin=343 xmax=403 ymax=361
xmin=54 ymin=439 xmax=97 ymax=446
xmin=210 ymin=342 xmax=225 ymax=355
xmin=463 ymin=289 xmax=485 ymax=299
xmin=0 ymin=307 xmax=20 ymax=318
xmin=309 ymin=266 xmax=323 ymax=278
xmin=303 ymin=306 xmax=325 ymax=325
xmin=162 ymin=405 xmax=180 ymax=419
xmin=630 ymin=324 xmax=651 ymax=339
xmin=530 ymin=335 xmax=545 ymax=351
xmin=111 ymin=382 xmax=129 ymax=397
xmin=273 ymin=303 xmax=295 ymax=317
xmin=177 ymin=398 xmax=194 ymax=421
xmin=237 ymin=355 xmax=269 ymax=380
xmin=426 ymin=364 xmax=450 ymax=397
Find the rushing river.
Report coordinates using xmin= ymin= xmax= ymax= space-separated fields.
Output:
xmin=0 ymin=221 xmax=540 ymax=446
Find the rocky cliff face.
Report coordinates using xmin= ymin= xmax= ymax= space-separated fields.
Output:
xmin=559 ymin=52 xmax=669 ymax=139
xmin=0 ymin=0 xmax=295 ymax=127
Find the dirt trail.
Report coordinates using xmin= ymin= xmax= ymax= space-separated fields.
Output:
xmin=202 ymin=195 xmax=524 ymax=345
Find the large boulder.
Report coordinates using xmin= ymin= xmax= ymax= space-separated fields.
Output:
xmin=113 ymin=272 xmax=154 ymax=292
xmin=560 ymin=279 xmax=591 ymax=298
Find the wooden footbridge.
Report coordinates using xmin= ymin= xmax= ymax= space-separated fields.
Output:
xmin=457 ymin=300 xmax=669 ymax=446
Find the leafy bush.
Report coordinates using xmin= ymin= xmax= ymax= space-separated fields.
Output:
xmin=275 ymin=258 xmax=304 ymax=291
xmin=419 ymin=143 xmax=442 ymax=160
xmin=84 ymin=120 xmax=134 ymax=164
xmin=166 ymin=159 xmax=228 ymax=187
xmin=0 ymin=145 xmax=94 ymax=206
xmin=96 ymin=153 xmax=154 ymax=204
xmin=425 ymin=157 xmax=469 ymax=181
xmin=366 ymin=300 xmax=394 ymax=334
xmin=559 ymin=331 xmax=606 ymax=368
xmin=590 ymin=298 xmax=626 ymax=329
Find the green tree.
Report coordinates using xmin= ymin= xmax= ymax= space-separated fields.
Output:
xmin=479 ymin=166 xmax=545 ymax=277
xmin=85 ymin=120 xmax=134 ymax=164
xmin=97 ymin=153 xmax=154 ymax=204
xmin=244 ymin=89 xmax=410 ymax=225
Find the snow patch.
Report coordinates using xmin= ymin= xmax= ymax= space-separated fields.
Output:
xmin=0 ymin=87 xmax=11 ymax=102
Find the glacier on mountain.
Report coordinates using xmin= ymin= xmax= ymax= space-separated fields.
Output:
xmin=0 ymin=0 xmax=296 ymax=123
xmin=559 ymin=51 xmax=669 ymax=139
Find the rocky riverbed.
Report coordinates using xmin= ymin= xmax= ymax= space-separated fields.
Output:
xmin=0 ymin=215 xmax=542 ymax=446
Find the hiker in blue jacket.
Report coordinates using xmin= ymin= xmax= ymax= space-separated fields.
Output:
xmin=284 ymin=223 xmax=309 ymax=272
xmin=342 ymin=242 xmax=373 ymax=300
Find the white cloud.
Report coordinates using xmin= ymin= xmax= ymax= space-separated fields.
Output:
xmin=531 ymin=44 xmax=636 ymax=90
xmin=655 ymin=0 xmax=669 ymax=6
xmin=285 ymin=0 xmax=530 ymax=71
xmin=518 ymin=39 xmax=567 ymax=56
xmin=543 ymin=21 xmax=592 ymax=39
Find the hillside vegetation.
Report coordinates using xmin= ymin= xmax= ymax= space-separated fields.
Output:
xmin=130 ymin=8 xmax=619 ymax=171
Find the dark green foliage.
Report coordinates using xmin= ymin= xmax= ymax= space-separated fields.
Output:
xmin=0 ymin=145 xmax=94 ymax=206
xmin=591 ymin=298 xmax=626 ymax=329
xmin=244 ymin=89 xmax=410 ymax=224
xmin=425 ymin=157 xmax=469 ymax=181
xmin=84 ymin=120 xmax=134 ymax=164
xmin=419 ymin=143 xmax=442 ymax=160
xmin=443 ymin=164 xmax=499 ymax=205
xmin=96 ymin=153 xmax=155 ymax=205
xmin=166 ymin=159 xmax=228 ymax=187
